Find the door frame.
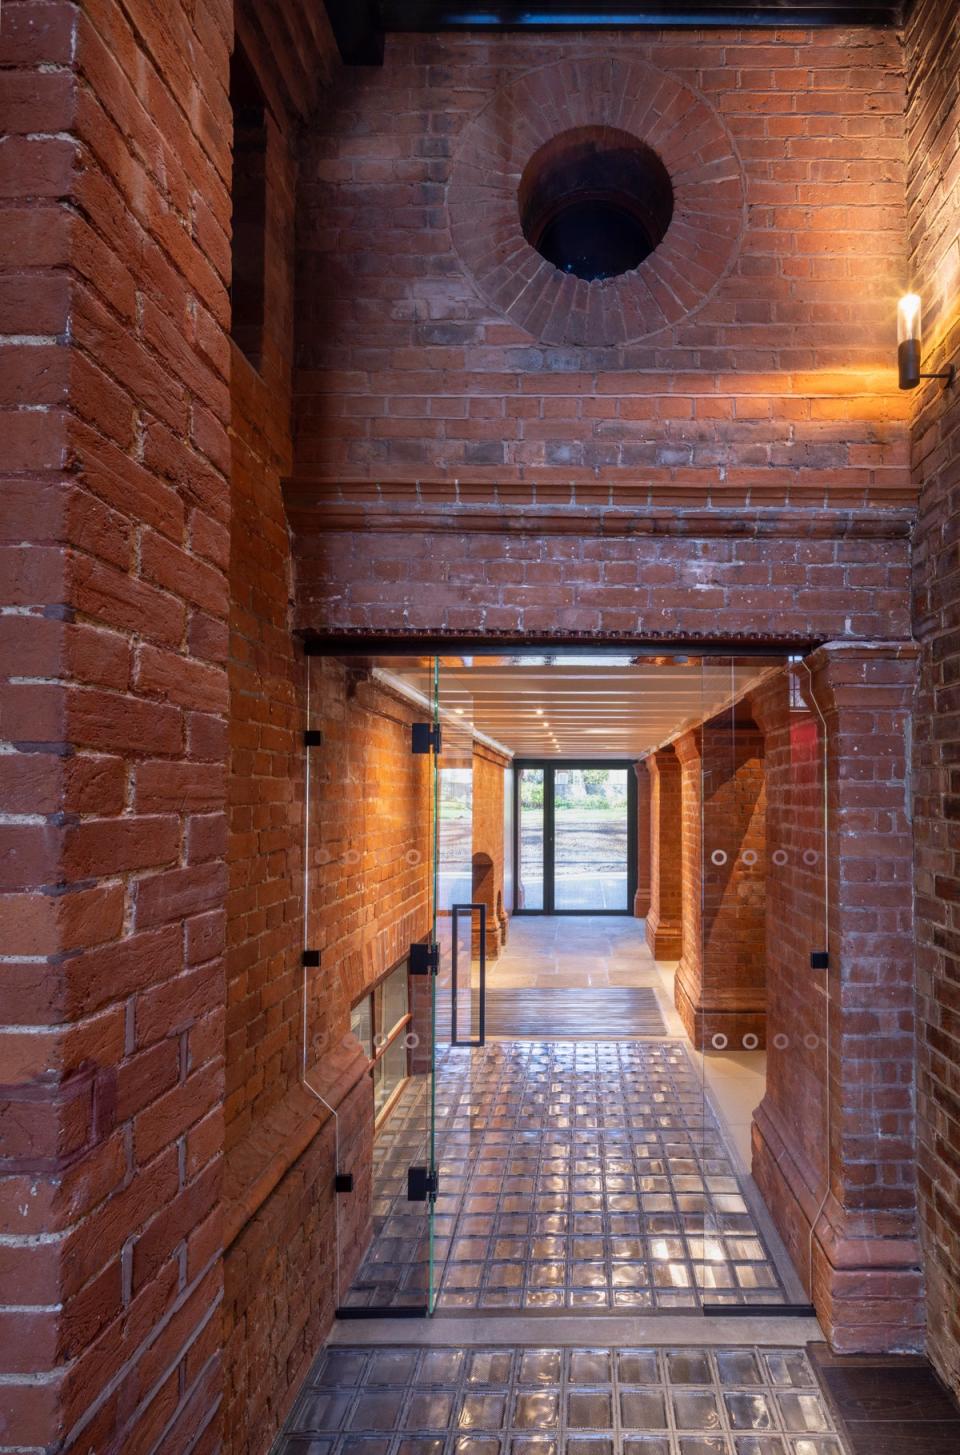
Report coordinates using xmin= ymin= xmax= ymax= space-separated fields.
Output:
xmin=512 ymin=758 xmax=638 ymax=916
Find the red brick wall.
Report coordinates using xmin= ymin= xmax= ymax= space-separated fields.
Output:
xmin=645 ymin=746 xmax=683 ymax=958
xmin=754 ymin=645 xmax=922 ymax=1353
xmin=906 ymin=0 xmax=960 ymax=1400
xmin=473 ymin=744 xmax=509 ymax=956
xmin=226 ymin=6 xmax=306 ymax=1173
xmin=217 ymin=10 xmax=440 ymax=1450
xmin=293 ymin=27 xmax=910 ymax=499
xmin=0 ymin=0 xmax=233 ymax=1448
xmin=634 ymin=761 xmax=651 ymax=918
xmin=675 ymin=716 xmax=767 ymax=1047
xmin=288 ymin=503 xmax=912 ymax=644
xmin=305 ymin=658 xmax=432 ymax=1051
xmin=674 ymin=729 xmax=702 ymax=1013
xmin=750 ymin=668 xmax=831 ymax=1292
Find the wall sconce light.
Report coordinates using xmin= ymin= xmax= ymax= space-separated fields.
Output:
xmin=898 ymin=293 xmax=955 ymax=390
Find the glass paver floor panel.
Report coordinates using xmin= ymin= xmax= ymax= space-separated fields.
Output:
xmin=276 ymin=1344 xmax=847 ymax=1455
xmin=344 ymin=1042 xmax=790 ymax=1312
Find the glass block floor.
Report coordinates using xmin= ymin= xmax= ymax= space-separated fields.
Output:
xmin=275 ymin=1344 xmax=846 ymax=1455
xmin=341 ymin=1041 xmax=793 ymax=1312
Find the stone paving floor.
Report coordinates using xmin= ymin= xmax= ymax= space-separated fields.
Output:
xmin=275 ymin=1343 xmax=846 ymax=1455
xmin=485 ymin=918 xmax=663 ymax=991
xmin=342 ymin=1041 xmax=790 ymax=1312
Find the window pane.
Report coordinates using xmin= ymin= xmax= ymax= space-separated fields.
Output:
xmin=554 ymin=767 xmax=629 ymax=911
xmin=376 ymin=1035 xmax=408 ymax=1114
xmin=382 ymin=962 xmax=409 ymax=1038
xmin=351 ymin=997 xmax=373 ymax=1058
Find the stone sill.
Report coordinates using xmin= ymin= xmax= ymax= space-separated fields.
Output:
xmin=223 ymin=1035 xmax=370 ymax=1249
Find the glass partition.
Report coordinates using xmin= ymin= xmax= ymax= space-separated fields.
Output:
xmin=694 ymin=655 xmax=826 ymax=1310
xmin=306 ymin=652 xmax=437 ymax=1314
xmin=431 ymin=659 xmax=478 ymax=1306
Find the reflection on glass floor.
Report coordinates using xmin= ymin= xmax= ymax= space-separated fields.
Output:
xmin=277 ymin=1343 xmax=845 ymax=1455
xmin=341 ymin=1042 xmax=789 ymax=1312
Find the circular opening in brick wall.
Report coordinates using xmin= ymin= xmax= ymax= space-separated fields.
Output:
xmin=448 ymin=58 xmax=744 ymax=346
xmin=519 ymin=128 xmax=674 ymax=282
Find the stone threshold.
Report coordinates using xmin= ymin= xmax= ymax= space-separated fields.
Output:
xmin=329 ymin=1313 xmax=824 ymax=1348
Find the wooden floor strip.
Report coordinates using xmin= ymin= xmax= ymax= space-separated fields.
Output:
xmin=439 ymin=986 xmax=667 ymax=1040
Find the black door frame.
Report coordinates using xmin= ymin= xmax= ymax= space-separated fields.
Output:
xmin=513 ymin=759 xmax=637 ymax=916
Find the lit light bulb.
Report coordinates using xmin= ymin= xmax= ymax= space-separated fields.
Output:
xmin=898 ymin=293 xmax=921 ymax=390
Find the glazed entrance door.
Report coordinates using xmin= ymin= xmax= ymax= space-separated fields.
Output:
xmin=515 ymin=760 xmax=636 ymax=914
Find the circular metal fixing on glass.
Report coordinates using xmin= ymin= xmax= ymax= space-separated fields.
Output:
xmin=373 ymin=1032 xmax=388 ymax=1051
xmin=772 ymin=849 xmax=788 ymax=867
xmin=773 ymin=1033 xmax=790 ymax=1050
xmin=406 ymin=848 xmax=421 ymax=865
xmin=804 ymin=1033 xmax=820 ymax=1051
xmin=741 ymin=849 xmax=758 ymax=867
xmin=741 ymin=1033 xmax=759 ymax=1050
xmin=404 ymin=1032 xmax=419 ymax=1049
xmin=343 ymin=848 xmax=360 ymax=866
xmin=803 ymin=849 xmax=820 ymax=866
xmin=711 ymin=850 xmax=728 ymax=867
xmin=711 ymin=1033 xmax=729 ymax=1050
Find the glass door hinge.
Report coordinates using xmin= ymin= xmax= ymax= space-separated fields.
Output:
xmin=407 ymin=1166 xmax=439 ymax=1202
xmin=302 ymin=949 xmax=321 ymax=967
xmin=304 ymin=729 xmax=324 ymax=747
xmin=409 ymin=942 xmax=439 ymax=976
xmin=810 ymin=951 xmax=829 ymax=970
xmin=411 ymin=722 xmax=442 ymax=754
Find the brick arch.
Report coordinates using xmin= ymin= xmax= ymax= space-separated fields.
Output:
xmin=447 ymin=55 xmax=745 ymax=347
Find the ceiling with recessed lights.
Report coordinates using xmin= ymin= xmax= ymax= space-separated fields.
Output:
xmin=375 ymin=655 xmax=784 ymax=758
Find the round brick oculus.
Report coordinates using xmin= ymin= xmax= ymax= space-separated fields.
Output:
xmin=519 ymin=127 xmax=674 ymax=282
xmin=448 ymin=57 xmax=745 ymax=347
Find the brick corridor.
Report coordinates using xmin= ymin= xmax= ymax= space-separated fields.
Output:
xmin=275 ymin=1344 xmax=845 ymax=1454
xmin=342 ymin=1042 xmax=789 ymax=1312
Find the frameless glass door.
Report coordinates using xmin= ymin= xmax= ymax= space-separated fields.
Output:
xmin=306 ymin=652 xmax=437 ymax=1315
xmin=430 ymin=657 xmax=490 ymax=1307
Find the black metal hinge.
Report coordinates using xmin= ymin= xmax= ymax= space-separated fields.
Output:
xmin=302 ymin=949 xmax=321 ymax=968
xmin=407 ymin=1166 xmax=439 ymax=1202
xmin=810 ymin=951 xmax=829 ymax=970
xmin=411 ymin=722 xmax=441 ymax=755
xmin=304 ymin=729 xmax=324 ymax=747
xmin=409 ymin=942 xmax=439 ymax=976
xmin=335 ymin=1172 xmax=354 ymax=1194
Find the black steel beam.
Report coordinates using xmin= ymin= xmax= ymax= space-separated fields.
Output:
xmin=382 ymin=2 xmax=902 ymax=29
xmin=323 ymin=0 xmax=384 ymax=64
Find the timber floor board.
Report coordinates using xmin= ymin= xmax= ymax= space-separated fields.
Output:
xmin=439 ymin=986 xmax=668 ymax=1040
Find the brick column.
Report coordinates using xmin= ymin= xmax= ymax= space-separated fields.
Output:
xmin=645 ymin=746 xmax=683 ymax=958
xmin=472 ymin=744 xmax=509 ymax=958
xmin=674 ymin=716 xmax=767 ymax=1048
xmin=634 ymin=759 xmax=651 ymax=918
xmin=752 ymin=643 xmax=923 ymax=1354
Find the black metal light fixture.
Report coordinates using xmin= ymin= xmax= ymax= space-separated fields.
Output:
xmin=898 ymin=293 xmax=956 ymax=391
